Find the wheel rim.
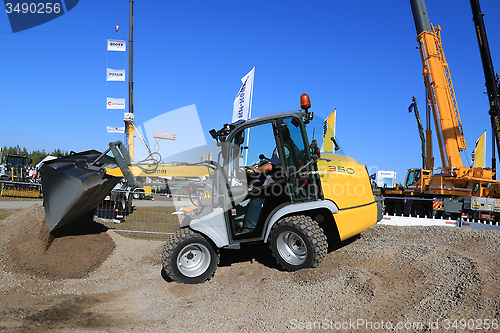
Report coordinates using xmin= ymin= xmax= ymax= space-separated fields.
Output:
xmin=176 ymin=243 xmax=211 ymax=278
xmin=276 ymin=231 xmax=307 ymax=266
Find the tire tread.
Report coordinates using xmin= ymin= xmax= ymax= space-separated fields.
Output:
xmin=161 ymin=228 xmax=219 ymax=283
xmin=269 ymin=215 xmax=328 ymax=270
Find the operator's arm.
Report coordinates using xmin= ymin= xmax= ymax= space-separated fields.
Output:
xmin=249 ymin=162 xmax=273 ymax=174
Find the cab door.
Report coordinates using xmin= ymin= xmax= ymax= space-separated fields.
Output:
xmin=225 ymin=121 xmax=284 ymax=239
xmin=275 ymin=117 xmax=320 ymax=202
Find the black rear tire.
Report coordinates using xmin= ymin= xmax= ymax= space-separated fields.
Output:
xmin=411 ymin=203 xmax=426 ymax=217
xmin=392 ymin=202 xmax=404 ymax=216
xmin=162 ymin=228 xmax=219 ymax=284
xmin=269 ymin=215 xmax=327 ymax=271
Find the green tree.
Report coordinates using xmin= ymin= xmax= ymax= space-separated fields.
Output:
xmin=1 ymin=146 xmax=69 ymax=166
xmin=49 ymin=149 xmax=69 ymax=158
xmin=29 ymin=150 xmax=48 ymax=166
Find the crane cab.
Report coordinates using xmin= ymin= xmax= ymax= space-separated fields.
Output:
xmin=404 ymin=168 xmax=431 ymax=195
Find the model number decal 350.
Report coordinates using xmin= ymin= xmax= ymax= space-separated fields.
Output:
xmin=328 ymin=165 xmax=355 ymax=174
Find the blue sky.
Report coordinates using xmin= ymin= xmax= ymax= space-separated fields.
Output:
xmin=1 ymin=0 xmax=500 ymax=183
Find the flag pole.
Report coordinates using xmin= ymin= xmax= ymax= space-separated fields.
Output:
xmin=244 ymin=66 xmax=255 ymax=166
xmin=483 ymin=130 xmax=487 ymax=168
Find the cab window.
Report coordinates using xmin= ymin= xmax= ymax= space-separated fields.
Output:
xmin=406 ymin=171 xmax=415 ymax=187
xmin=406 ymin=170 xmax=421 ymax=187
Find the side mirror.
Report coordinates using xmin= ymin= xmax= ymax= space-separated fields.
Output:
xmin=310 ymin=140 xmax=320 ymax=160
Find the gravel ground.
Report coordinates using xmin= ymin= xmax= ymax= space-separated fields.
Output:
xmin=1 ymin=205 xmax=500 ymax=332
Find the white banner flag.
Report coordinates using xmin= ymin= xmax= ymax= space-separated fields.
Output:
xmin=107 ymin=97 xmax=126 ymax=109
xmin=232 ymin=67 xmax=255 ymax=123
xmin=107 ymin=68 xmax=125 ymax=81
xmin=107 ymin=39 xmax=126 ymax=52
xmin=107 ymin=126 xmax=125 ymax=133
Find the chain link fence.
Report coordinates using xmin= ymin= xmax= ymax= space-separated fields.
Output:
xmin=0 ymin=187 xmax=191 ymax=241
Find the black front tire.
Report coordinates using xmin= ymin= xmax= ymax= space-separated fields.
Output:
xmin=269 ymin=215 xmax=327 ymax=271
xmin=162 ymin=228 xmax=219 ymax=284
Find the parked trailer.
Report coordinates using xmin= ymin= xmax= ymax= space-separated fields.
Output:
xmin=379 ymin=213 xmax=500 ymax=232
xmin=370 ymin=170 xmax=397 ymax=189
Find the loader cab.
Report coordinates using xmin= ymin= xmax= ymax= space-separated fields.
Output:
xmin=222 ymin=114 xmax=320 ymax=241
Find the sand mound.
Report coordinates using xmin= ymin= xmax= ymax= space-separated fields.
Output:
xmin=2 ymin=204 xmax=115 ymax=279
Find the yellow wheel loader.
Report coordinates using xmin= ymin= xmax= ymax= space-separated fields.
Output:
xmin=40 ymin=94 xmax=382 ymax=283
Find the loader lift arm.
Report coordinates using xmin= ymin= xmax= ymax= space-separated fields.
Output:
xmin=94 ymin=141 xmax=136 ymax=187
xmin=40 ymin=141 xmax=137 ymax=232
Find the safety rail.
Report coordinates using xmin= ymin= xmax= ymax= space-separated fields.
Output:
xmin=0 ymin=188 xmax=197 ymax=240
xmin=92 ymin=188 xmax=198 ymax=239
xmin=379 ymin=214 xmax=500 ymax=231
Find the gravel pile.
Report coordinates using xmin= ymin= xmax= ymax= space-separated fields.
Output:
xmin=3 ymin=204 xmax=115 ymax=280
xmin=1 ymin=205 xmax=500 ymax=332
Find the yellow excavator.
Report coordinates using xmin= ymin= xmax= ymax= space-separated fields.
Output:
xmin=381 ymin=0 xmax=500 ymax=221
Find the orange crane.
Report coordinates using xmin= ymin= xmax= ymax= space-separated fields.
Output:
xmin=380 ymin=0 xmax=500 ymax=220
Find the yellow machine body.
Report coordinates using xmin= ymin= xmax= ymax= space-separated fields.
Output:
xmin=317 ymin=153 xmax=379 ymax=241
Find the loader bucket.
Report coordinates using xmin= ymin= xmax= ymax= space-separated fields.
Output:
xmin=39 ymin=150 xmax=122 ymax=232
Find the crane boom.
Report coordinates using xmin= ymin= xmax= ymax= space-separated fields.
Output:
xmin=409 ymin=0 xmax=431 ymax=34
xmin=410 ymin=0 xmax=467 ymax=169
xmin=470 ymin=0 xmax=500 ymax=175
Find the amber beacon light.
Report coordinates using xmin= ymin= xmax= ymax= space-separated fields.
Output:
xmin=300 ymin=94 xmax=311 ymax=111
